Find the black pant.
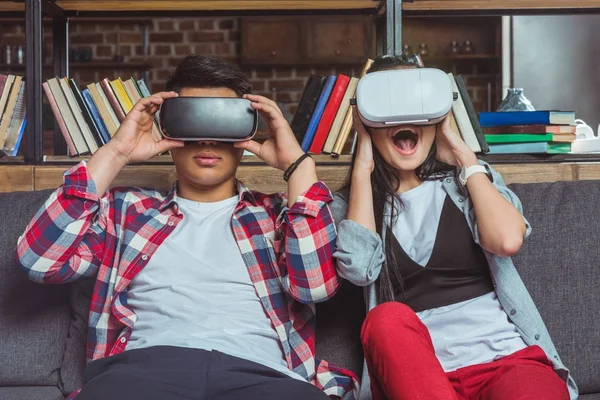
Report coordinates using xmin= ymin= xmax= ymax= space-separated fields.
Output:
xmin=76 ymin=346 xmax=329 ymax=400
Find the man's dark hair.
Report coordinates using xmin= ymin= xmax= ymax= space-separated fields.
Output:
xmin=166 ymin=55 xmax=252 ymax=97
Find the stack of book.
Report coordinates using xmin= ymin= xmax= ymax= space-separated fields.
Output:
xmin=43 ymin=76 xmax=159 ymax=156
xmin=0 ymin=74 xmax=27 ymax=157
xmin=479 ymin=111 xmax=577 ymax=154
xmin=291 ymin=59 xmax=372 ymax=156
xmin=291 ymin=61 xmax=488 ymax=157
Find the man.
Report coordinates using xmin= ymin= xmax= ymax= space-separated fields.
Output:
xmin=17 ymin=55 xmax=356 ymax=400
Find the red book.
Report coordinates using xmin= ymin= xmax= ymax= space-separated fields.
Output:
xmin=309 ymin=74 xmax=350 ymax=154
xmin=99 ymin=78 xmax=126 ymax=122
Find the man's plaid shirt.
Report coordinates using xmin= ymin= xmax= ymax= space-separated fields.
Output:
xmin=16 ymin=161 xmax=358 ymax=399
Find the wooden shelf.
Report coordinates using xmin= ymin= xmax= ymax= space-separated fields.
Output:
xmin=0 ymin=62 xmax=152 ymax=72
xmin=56 ymin=0 xmax=382 ymax=12
xmin=423 ymin=54 xmax=500 ymax=62
xmin=0 ymin=2 xmax=24 ymax=12
xmin=0 ymin=156 xmax=25 ymax=164
xmin=402 ymin=0 xmax=600 ymax=14
xmin=482 ymin=153 xmax=600 ymax=164
xmin=42 ymin=154 xmax=354 ymax=165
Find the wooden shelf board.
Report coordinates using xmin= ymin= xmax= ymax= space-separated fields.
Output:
xmin=0 ymin=2 xmax=24 ymax=12
xmin=0 ymin=156 xmax=25 ymax=164
xmin=42 ymin=154 xmax=353 ymax=165
xmin=56 ymin=1 xmax=382 ymax=12
xmin=0 ymin=62 xmax=152 ymax=71
xmin=402 ymin=0 xmax=600 ymax=13
xmin=423 ymin=54 xmax=500 ymax=62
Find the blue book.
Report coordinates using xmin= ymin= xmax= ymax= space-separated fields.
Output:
xmin=11 ymin=117 xmax=26 ymax=156
xmin=301 ymin=75 xmax=337 ymax=152
xmin=488 ymin=142 xmax=571 ymax=154
xmin=479 ymin=111 xmax=576 ymax=127
xmin=82 ymin=88 xmax=111 ymax=144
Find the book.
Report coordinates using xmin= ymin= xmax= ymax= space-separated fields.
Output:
xmin=0 ymin=75 xmax=22 ymax=146
xmin=479 ymin=111 xmax=576 ymax=127
xmin=323 ymin=77 xmax=359 ymax=154
xmin=485 ymin=133 xmax=575 ymax=144
xmin=2 ymin=82 xmax=26 ymax=155
xmin=309 ymin=74 xmax=350 ymax=154
xmin=100 ymin=78 xmax=126 ymax=122
xmin=0 ymin=75 xmax=15 ymax=121
xmin=487 ymin=142 xmax=571 ymax=154
xmin=447 ymin=72 xmax=481 ymax=153
xmin=290 ymin=75 xmax=326 ymax=144
xmin=47 ymin=78 xmax=89 ymax=155
xmin=332 ymin=58 xmax=374 ymax=156
xmin=88 ymin=83 xmax=118 ymax=136
xmin=483 ymin=124 xmax=577 ymax=135
xmin=59 ymin=77 xmax=99 ymax=153
xmin=0 ymin=74 xmax=7 ymax=103
xmin=69 ymin=78 xmax=105 ymax=147
xmin=137 ymin=78 xmax=161 ymax=127
xmin=82 ymin=88 xmax=111 ymax=144
xmin=455 ymin=74 xmax=488 ymax=153
xmin=43 ymin=81 xmax=77 ymax=155
xmin=300 ymin=75 xmax=337 ymax=152
xmin=110 ymin=78 xmax=134 ymax=114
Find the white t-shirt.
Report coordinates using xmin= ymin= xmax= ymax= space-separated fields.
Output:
xmin=125 ymin=195 xmax=303 ymax=380
xmin=393 ymin=180 xmax=528 ymax=372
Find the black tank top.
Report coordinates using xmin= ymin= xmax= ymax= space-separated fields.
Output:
xmin=391 ymin=195 xmax=494 ymax=312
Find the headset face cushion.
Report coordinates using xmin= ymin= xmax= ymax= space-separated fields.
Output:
xmin=356 ymin=68 xmax=454 ymax=127
xmin=159 ymin=97 xmax=258 ymax=141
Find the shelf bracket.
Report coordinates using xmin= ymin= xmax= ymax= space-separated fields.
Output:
xmin=25 ymin=0 xmax=44 ymax=164
xmin=41 ymin=0 xmax=64 ymax=18
xmin=52 ymin=14 xmax=69 ymax=155
xmin=376 ymin=0 xmax=402 ymax=56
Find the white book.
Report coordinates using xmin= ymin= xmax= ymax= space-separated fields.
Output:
xmin=58 ymin=78 xmax=98 ymax=153
xmin=48 ymin=78 xmax=90 ymax=155
xmin=447 ymin=73 xmax=481 ymax=153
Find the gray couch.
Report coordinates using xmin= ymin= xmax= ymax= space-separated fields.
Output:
xmin=1 ymin=180 xmax=599 ymax=399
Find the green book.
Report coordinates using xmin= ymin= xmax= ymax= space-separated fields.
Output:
xmin=485 ymin=133 xmax=553 ymax=144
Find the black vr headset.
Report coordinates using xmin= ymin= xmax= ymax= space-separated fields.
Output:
xmin=159 ymin=97 xmax=258 ymax=142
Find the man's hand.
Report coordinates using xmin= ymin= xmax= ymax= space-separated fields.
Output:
xmin=107 ymin=91 xmax=184 ymax=164
xmin=87 ymin=91 xmax=184 ymax=195
xmin=435 ymin=114 xmax=478 ymax=168
xmin=233 ymin=94 xmax=305 ymax=171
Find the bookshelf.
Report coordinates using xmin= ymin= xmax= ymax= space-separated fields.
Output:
xmin=402 ymin=0 xmax=600 ymax=15
xmin=2 ymin=0 xmax=600 ymax=178
xmin=3 ymin=0 xmax=393 ymax=165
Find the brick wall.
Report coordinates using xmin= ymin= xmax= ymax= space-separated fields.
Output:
xmin=1 ymin=17 xmax=500 ymax=121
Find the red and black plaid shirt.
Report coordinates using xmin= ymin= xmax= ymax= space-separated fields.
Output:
xmin=17 ymin=161 xmax=358 ymax=398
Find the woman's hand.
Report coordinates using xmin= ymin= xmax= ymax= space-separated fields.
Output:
xmin=234 ymin=94 xmax=304 ymax=171
xmin=436 ymin=114 xmax=478 ymax=168
xmin=352 ymin=106 xmax=375 ymax=175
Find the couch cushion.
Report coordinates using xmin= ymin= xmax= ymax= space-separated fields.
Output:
xmin=58 ymin=278 xmax=92 ymax=395
xmin=0 ymin=190 xmax=70 ymax=387
xmin=510 ymin=180 xmax=600 ymax=394
xmin=316 ymin=280 xmax=365 ymax=379
xmin=0 ymin=386 xmax=64 ymax=400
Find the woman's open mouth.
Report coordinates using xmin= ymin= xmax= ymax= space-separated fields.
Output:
xmin=392 ymin=128 xmax=420 ymax=156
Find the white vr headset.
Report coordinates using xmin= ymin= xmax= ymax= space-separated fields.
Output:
xmin=353 ymin=68 xmax=454 ymax=127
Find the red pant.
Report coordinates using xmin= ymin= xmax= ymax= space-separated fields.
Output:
xmin=361 ymin=302 xmax=569 ymax=400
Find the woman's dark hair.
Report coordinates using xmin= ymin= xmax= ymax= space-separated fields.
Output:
xmin=166 ymin=55 xmax=252 ymax=97
xmin=341 ymin=54 xmax=455 ymax=303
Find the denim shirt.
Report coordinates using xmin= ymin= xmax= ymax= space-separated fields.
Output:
xmin=330 ymin=161 xmax=578 ymax=400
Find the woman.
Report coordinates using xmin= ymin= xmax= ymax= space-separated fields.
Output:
xmin=331 ymin=54 xmax=576 ymax=400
